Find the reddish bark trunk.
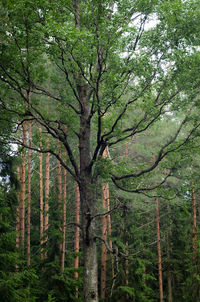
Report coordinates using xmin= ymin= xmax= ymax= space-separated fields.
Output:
xmin=27 ymin=120 xmax=32 ymax=266
xmin=61 ymin=161 xmax=67 ymax=272
xmin=44 ymin=133 xmax=50 ymax=258
xmin=16 ymin=166 xmax=21 ymax=255
xmin=106 ymin=183 xmax=114 ymax=279
xmin=39 ymin=127 xmax=44 ymax=258
xmin=57 ymin=145 xmax=62 ymax=253
xmin=20 ymin=121 xmax=27 ymax=248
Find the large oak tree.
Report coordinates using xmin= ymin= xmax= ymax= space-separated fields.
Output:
xmin=1 ymin=1 xmax=200 ymax=301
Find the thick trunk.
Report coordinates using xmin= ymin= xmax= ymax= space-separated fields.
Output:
xmin=83 ymin=234 xmax=98 ymax=302
xmin=79 ymin=115 xmax=98 ymax=302
xmin=77 ymin=39 xmax=98 ymax=298
xmin=27 ymin=120 xmax=32 ymax=266
xmin=106 ymin=185 xmax=114 ymax=279
xmin=155 ymin=197 xmax=164 ymax=302
xmin=39 ymin=127 xmax=44 ymax=259
xmin=81 ymin=182 xmax=98 ymax=302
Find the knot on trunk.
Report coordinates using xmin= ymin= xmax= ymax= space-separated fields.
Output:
xmin=90 ymin=291 xmax=96 ymax=299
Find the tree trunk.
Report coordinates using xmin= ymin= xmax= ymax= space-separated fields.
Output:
xmin=79 ymin=97 xmax=98 ymax=301
xmin=16 ymin=165 xmax=21 ymax=251
xmin=73 ymin=0 xmax=98 ymax=298
xmin=61 ymin=162 xmax=67 ymax=272
xmin=79 ymin=171 xmax=98 ymax=302
xmin=44 ymin=133 xmax=50 ymax=258
xmin=57 ymin=148 xmax=62 ymax=209
xmin=155 ymin=197 xmax=164 ymax=302
xmin=74 ymin=182 xmax=80 ymax=298
xmin=20 ymin=121 xmax=27 ymax=248
xmin=81 ymin=182 xmax=98 ymax=302
xmin=106 ymin=184 xmax=114 ymax=279
xmin=125 ymin=143 xmax=129 ymax=298
xmin=39 ymin=127 xmax=44 ymax=259
xmin=57 ymin=145 xmax=62 ymax=253
xmin=27 ymin=120 xmax=32 ymax=266
xmin=101 ymin=181 xmax=108 ymax=299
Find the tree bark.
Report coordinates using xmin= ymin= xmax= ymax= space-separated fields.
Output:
xmin=101 ymin=180 xmax=108 ymax=299
xmin=79 ymin=95 xmax=99 ymax=302
xmin=61 ymin=162 xmax=67 ymax=272
xmin=81 ymin=182 xmax=98 ymax=302
xmin=27 ymin=120 xmax=32 ymax=266
xmin=125 ymin=143 xmax=129 ymax=298
xmin=73 ymin=0 xmax=99 ymax=299
xmin=44 ymin=133 xmax=50 ymax=258
xmin=106 ymin=184 xmax=114 ymax=279
xmin=57 ymin=146 xmax=62 ymax=209
xmin=39 ymin=127 xmax=44 ymax=259
xmin=57 ymin=145 xmax=62 ymax=254
xmin=20 ymin=121 xmax=27 ymax=248
xmin=16 ymin=165 xmax=21 ymax=251
xmin=155 ymin=197 xmax=164 ymax=302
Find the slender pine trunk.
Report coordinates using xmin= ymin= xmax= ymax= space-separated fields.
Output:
xmin=44 ymin=133 xmax=50 ymax=258
xmin=16 ymin=166 xmax=21 ymax=251
xmin=39 ymin=127 xmax=44 ymax=259
xmin=57 ymin=145 xmax=62 ymax=254
xmin=61 ymin=160 xmax=67 ymax=272
xmin=20 ymin=121 xmax=27 ymax=248
xmin=125 ymin=143 xmax=129 ymax=298
xmin=27 ymin=120 xmax=32 ymax=266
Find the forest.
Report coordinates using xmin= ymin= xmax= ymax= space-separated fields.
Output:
xmin=1 ymin=0 xmax=200 ymax=301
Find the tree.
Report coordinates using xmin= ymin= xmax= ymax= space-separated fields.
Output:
xmin=1 ymin=1 xmax=200 ymax=301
